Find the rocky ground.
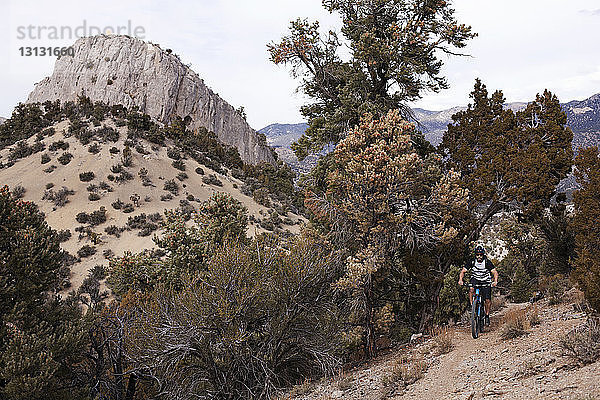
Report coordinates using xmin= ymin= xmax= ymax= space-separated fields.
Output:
xmin=281 ymin=291 xmax=599 ymax=400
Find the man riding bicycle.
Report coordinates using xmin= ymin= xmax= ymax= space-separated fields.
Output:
xmin=458 ymin=245 xmax=498 ymax=325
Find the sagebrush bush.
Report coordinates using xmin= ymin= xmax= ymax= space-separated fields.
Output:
xmin=163 ymin=179 xmax=179 ymax=195
xmin=120 ymin=233 xmax=342 ymax=399
xmin=560 ymin=318 xmax=600 ymax=365
xmin=42 ymin=186 xmax=74 ymax=207
xmin=202 ymin=174 xmax=223 ymax=187
xmin=57 ymin=152 xmax=73 ymax=165
xmin=11 ymin=185 xmax=26 ymax=199
xmin=49 ymin=140 xmax=69 ymax=151
xmin=41 ymin=153 xmax=51 ymax=164
xmin=172 ymin=159 xmax=186 ymax=171
xmin=500 ymin=308 xmax=530 ymax=339
xmin=79 ymin=171 xmax=95 ymax=182
xmin=77 ymin=245 xmax=96 ymax=258
xmin=88 ymin=143 xmax=101 ymax=154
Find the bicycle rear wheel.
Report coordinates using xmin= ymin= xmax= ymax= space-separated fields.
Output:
xmin=471 ymin=299 xmax=479 ymax=339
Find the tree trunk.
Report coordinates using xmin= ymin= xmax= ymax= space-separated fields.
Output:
xmin=364 ymin=275 xmax=377 ymax=359
xmin=124 ymin=374 xmax=137 ymax=400
xmin=418 ymin=279 xmax=444 ymax=333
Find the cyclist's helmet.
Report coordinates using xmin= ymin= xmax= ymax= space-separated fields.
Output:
xmin=475 ymin=245 xmax=485 ymax=256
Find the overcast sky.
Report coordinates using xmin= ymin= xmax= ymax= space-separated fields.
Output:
xmin=1 ymin=0 xmax=599 ymax=130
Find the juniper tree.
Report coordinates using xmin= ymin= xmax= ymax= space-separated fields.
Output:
xmin=0 ymin=186 xmax=86 ymax=399
xmin=441 ymin=79 xmax=573 ymax=242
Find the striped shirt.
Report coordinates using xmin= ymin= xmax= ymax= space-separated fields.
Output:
xmin=466 ymin=257 xmax=495 ymax=283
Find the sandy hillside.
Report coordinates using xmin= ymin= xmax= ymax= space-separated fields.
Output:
xmin=0 ymin=119 xmax=305 ymax=291
xmin=281 ymin=292 xmax=600 ymax=400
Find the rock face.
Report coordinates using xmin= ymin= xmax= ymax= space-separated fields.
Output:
xmin=27 ymin=35 xmax=274 ymax=165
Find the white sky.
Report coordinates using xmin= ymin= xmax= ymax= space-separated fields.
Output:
xmin=1 ymin=0 xmax=599 ymax=130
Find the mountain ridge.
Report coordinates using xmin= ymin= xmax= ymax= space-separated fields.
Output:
xmin=26 ymin=35 xmax=274 ymax=165
xmin=262 ymin=92 xmax=600 ymax=173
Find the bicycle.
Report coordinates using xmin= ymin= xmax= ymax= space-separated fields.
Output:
xmin=469 ymin=284 xmax=488 ymax=339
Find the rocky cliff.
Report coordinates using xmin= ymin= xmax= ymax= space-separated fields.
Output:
xmin=27 ymin=35 xmax=274 ymax=165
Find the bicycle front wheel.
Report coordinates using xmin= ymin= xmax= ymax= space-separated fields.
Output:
xmin=471 ymin=299 xmax=479 ymax=339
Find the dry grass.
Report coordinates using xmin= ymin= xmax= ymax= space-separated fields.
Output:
xmin=560 ymin=317 xmax=600 ymax=366
xmin=431 ymin=327 xmax=454 ymax=356
xmin=383 ymin=354 xmax=428 ymax=388
xmin=491 ymin=295 xmax=507 ymax=313
xmin=336 ymin=374 xmax=353 ymax=391
xmin=525 ymin=305 xmax=541 ymax=326
xmin=500 ymin=308 xmax=531 ymax=339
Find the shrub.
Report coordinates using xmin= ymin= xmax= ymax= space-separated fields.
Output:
xmin=77 ymin=245 xmax=96 ymax=258
xmin=11 ymin=185 xmax=26 ymax=199
xmin=88 ymin=143 xmax=101 ymax=154
xmin=49 ymin=140 xmax=69 ymax=151
xmin=112 ymin=234 xmax=342 ymax=398
xmin=161 ymin=194 xmax=173 ymax=201
xmin=87 ymin=184 xmax=98 ymax=193
xmin=510 ymin=264 xmax=533 ymax=303
xmin=45 ymin=182 xmax=54 ymax=189
xmin=44 ymin=165 xmax=57 ymax=173
xmin=109 ymin=146 xmax=119 ymax=154
xmin=99 ymin=181 xmax=112 ymax=191
xmin=75 ymin=212 xmax=89 ymax=224
xmin=384 ymin=357 xmax=428 ymax=388
xmin=202 ymin=174 xmax=223 ymax=187
xmin=79 ymin=171 xmax=95 ymax=182
xmin=122 ymin=203 xmax=134 ymax=213
xmin=105 ymin=225 xmax=123 ymax=238
xmin=57 ymin=152 xmax=73 ymax=165
xmin=167 ymin=147 xmax=181 ymax=160
xmin=432 ymin=327 xmax=454 ymax=356
xmin=41 ymin=153 xmax=51 ymax=164
xmin=103 ymin=249 xmax=114 ymax=259
xmin=163 ymin=179 xmax=179 ymax=195
xmin=88 ymin=207 xmax=107 ymax=225
xmin=113 ymin=170 xmax=134 ymax=183
xmin=55 ymin=229 xmax=71 ymax=243
xmin=253 ymin=187 xmax=271 ymax=207
xmin=172 ymin=159 xmax=186 ymax=171
xmin=42 ymin=186 xmax=74 ymax=207
xmin=195 ymin=166 xmax=204 ymax=175
xmin=545 ymin=274 xmax=568 ymax=305
xmin=88 ymin=193 xmax=101 ymax=201
xmin=110 ymin=163 xmax=123 ymax=173
xmin=8 ymin=141 xmax=35 ymax=160
xmin=97 ymin=126 xmax=119 ymax=142
xmin=560 ymin=318 xmax=600 ymax=365
xmin=176 ymin=172 xmax=188 ymax=181
xmin=121 ymin=145 xmax=133 ymax=167
xmin=112 ymin=199 xmax=124 ymax=209
xmin=500 ymin=308 xmax=530 ymax=340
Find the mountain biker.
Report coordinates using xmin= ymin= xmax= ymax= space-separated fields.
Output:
xmin=458 ymin=245 xmax=498 ymax=326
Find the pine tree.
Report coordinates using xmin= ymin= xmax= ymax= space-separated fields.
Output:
xmin=307 ymin=110 xmax=468 ymax=357
xmin=269 ymin=0 xmax=477 ymax=160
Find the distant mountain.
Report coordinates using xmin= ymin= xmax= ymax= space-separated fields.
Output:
xmin=258 ymin=123 xmax=318 ymax=175
xmin=262 ymin=93 xmax=600 ymax=177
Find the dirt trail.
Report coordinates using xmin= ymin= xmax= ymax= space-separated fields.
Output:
xmin=398 ymin=301 xmax=599 ymax=400
xmin=285 ymin=297 xmax=600 ymax=400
